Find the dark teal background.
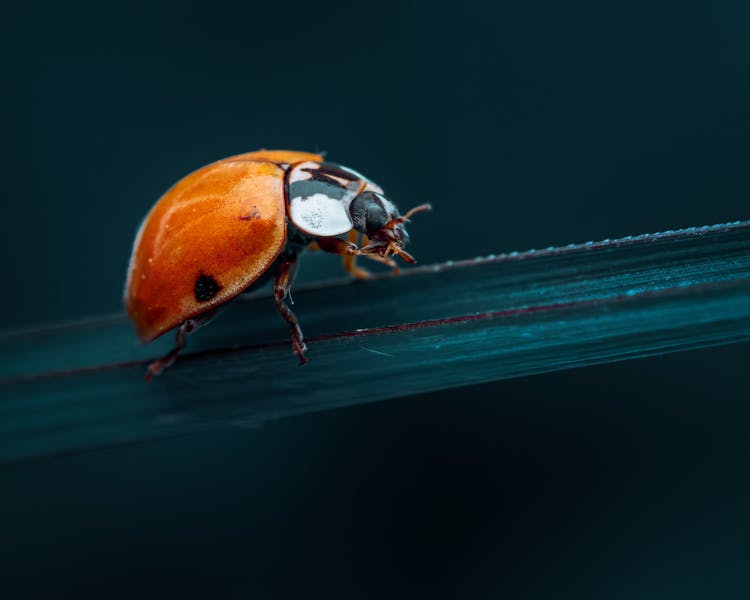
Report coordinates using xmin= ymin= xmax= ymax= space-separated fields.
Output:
xmin=2 ymin=1 xmax=750 ymax=597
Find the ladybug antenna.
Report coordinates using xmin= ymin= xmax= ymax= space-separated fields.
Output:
xmin=390 ymin=203 xmax=432 ymax=227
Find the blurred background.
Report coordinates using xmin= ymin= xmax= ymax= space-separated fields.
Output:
xmin=2 ymin=1 xmax=749 ymax=597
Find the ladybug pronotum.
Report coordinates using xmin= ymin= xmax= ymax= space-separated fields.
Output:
xmin=124 ymin=150 xmax=430 ymax=379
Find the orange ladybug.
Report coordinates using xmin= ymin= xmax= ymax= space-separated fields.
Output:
xmin=124 ymin=150 xmax=430 ymax=379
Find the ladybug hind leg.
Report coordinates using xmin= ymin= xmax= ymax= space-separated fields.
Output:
xmin=273 ymin=256 xmax=308 ymax=364
xmin=145 ymin=310 xmax=217 ymax=381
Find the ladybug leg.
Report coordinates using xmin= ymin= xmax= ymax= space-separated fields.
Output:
xmin=342 ymin=231 xmax=373 ymax=279
xmin=360 ymin=240 xmax=416 ymax=265
xmin=361 ymin=252 xmax=400 ymax=275
xmin=145 ymin=311 xmax=216 ymax=381
xmin=315 ymin=234 xmax=373 ymax=279
xmin=356 ymin=235 xmax=400 ymax=273
xmin=273 ymin=258 xmax=308 ymax=364
xmin=314 ymin=234 xmax=359 ymax=255
xmin=145 ymin=324 xmax=188 ymax=381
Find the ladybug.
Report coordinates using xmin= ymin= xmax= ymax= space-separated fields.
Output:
xmin=124 ymin=149 xmax=430 ymax=380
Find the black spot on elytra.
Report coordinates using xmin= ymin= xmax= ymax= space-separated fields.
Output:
xmin=194 ymin=274 xmax=221 ymax=302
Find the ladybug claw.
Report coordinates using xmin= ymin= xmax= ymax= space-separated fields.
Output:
xmin=293 ymin=339 xmax=309 ymax=364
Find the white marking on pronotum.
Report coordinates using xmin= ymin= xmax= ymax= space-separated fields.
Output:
xmin=289 ymin=192 xmax=353 ymax=236
xmin=321 ymin=172 xmax=352 ymax=187
xmin=288 ymin=161 xmax=320 ymax=183
xmin=339 ymin=165 xmax=384 ymax=194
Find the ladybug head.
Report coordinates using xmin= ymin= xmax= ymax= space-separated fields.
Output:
xmin=348 ymin=191 xmax=431 ymax=263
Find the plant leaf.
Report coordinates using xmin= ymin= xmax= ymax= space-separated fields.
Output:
xmin=2 ymin=221 xmax=749 ymax=465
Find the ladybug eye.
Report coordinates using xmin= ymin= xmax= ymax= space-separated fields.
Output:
xmin=349 ymin=191 xmax=390 ymax=235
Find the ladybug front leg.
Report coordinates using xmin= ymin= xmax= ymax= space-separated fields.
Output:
xmin=342 ymin=231 xmax=372 ymax=279
xmin=273 ymin=258 xmax=308 ymax=364
xmin=360 ymin=251 xmax=400 ymax=274
xmin=315 ymin=234 xmax=385 ymax=279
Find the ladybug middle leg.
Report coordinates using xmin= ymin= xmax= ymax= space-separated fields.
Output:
xmin=273 ymin=256 xmax=308 ymax=364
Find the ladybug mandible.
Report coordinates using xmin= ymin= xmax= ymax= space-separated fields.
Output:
xmin=124 ymin=150 xmax=430 ymax=380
